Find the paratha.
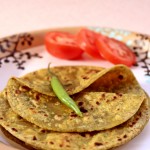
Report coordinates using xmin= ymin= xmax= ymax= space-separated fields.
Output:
xmin=16 ymin=65 xmax=141 ymax=96
xmin=17 ymin=66 xmax=104 ymax=96
xmin=0 ymin=91 xmax=149 ymax=150
xmin=0 ymin=126 xmax=35 ymax=150
xmin=6 ymin=65 xmax=146 ymax=132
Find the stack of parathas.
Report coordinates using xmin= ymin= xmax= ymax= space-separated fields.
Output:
xmin=0 ymin=65 xmax=149 ymax=150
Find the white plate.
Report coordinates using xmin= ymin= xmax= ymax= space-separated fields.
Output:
xmin=0 ymin=26 xmax=150 ymax=150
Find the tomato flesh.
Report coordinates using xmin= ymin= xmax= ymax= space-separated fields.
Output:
xmin=96 ymin=35 xmax=136 ymax=66
xmin=45 ymin=32 xmax=83 ymax=60
xmin=45 ymin=28 xmax=136 ymax=67
xmin=76 ymin=28 xmax=102 ymax=59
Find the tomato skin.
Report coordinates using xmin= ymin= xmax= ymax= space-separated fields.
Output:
xmin=76 ymin=28 xmax=102 ymax=59
xmin=45 ymin=32 xmax=83 ymax=60
xmin=96 ymin=35 xmax=136 ymax=66
xmin=45 ymin=29 xmax=136 ymax=66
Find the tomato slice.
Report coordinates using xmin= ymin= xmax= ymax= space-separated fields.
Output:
xmin=96 ymin=35 xmax=136 ymax=66
xmin=76 ymin=28 xmax=102 ymax=59
xmin=45 ymin=31 xmax=83 ymax=60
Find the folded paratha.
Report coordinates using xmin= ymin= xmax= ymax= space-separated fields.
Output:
xmin=6 ymin=65 xmax=146 ymax=132
xmin=1 ymin=65 xmax=149 ymax=150
xmin=0 ymin=91 xmax=149 ymax=150
xmin=17 ymin=66 xmax=104 ymax=96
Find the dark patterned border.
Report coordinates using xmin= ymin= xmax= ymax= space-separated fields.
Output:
xmin=0 ymin=33 xmax=42 ymax=70
xmin=132 ymin=33 xmax=150 ymax=76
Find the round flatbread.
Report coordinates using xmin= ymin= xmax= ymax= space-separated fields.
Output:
xmin=6 ymin=65 xmax=146 ymax=132
xmin=0 ymin=91 xmax=149 ymax=150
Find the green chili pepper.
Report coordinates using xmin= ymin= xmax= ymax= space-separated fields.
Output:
xmin=48 ymin=63 xmax=82 ymax=117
